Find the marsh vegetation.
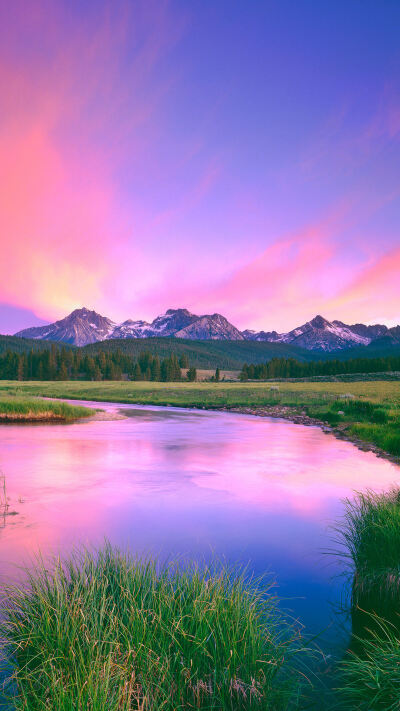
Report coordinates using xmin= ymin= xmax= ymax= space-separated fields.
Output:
xmin=0 ymin=547 xmax=310 ymax=710
xmin=334 ymin=489 xmax=400 ymax=709
xmin=0 ymin=396 xmax=93 ymax=421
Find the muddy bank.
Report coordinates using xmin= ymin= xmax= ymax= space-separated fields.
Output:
xmin=0 ymin=411 xmax=73 ymax=423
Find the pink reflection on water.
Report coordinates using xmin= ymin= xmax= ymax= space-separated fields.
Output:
xmin=189 ymin=418 xmax=400 ymax=515
xmin=0 ymin=403 xmax=399 ymax=587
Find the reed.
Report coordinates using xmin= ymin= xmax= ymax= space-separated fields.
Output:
xmin=338 ymin=615 xmax=400 ymax=710
xmin=0 ymin=545 xmax=312 ymax=710
xmin=332 ymin=489 xmax=400 ymax=708
xmin=0 ymin=545 xmax=314 ymax=711
xmin=333 ymin=489 xmax=400 ymax=635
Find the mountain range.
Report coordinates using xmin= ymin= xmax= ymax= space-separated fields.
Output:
xmin=14 ymin=307 xmax=400 ymax=352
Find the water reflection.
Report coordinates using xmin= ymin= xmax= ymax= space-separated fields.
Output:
xmin=0 ymin=402 xmax=399 ymax=652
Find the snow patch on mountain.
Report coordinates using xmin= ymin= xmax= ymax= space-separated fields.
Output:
xmin=14 ymin=307 xmax=400 ymax=351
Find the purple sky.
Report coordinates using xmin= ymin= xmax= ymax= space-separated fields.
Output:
xmin=0 ymin=0 xmax=399 ymax=333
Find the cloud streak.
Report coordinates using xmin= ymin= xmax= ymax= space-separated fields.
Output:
xmin=0 ymin=0 xmax=186 ymax=322
xmin=0 ymin=1 xmax=399 ymax=332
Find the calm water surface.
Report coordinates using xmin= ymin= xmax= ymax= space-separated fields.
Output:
xmin=0 ymin=402 xmax=399 ymax=652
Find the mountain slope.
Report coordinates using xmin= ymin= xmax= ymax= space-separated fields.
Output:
xmin=248 ymin=315 xmax=400 ymax=352
xmin=15 ymin=308 xmax=243 ymax=346
xmin=283 ymin=315 xmax=371 ymax=350
xmin=108 ymin=309 xmax=199 ymax=339
xmin=4 ymin=330 xmax=400 ymax=369
xmin=84 ymin=337 xmax=322 ymax=369
xmin=15 ymin=308 xmax=115 ymax=347
xmin=174 ymin=314 xmax=244 ymax=340
xmin=13 ymin=307 xmax=400 ymax=352
xmin=0 ymin=334 xmax=74 ymax=355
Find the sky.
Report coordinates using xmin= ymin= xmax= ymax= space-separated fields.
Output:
xmin=0 ymin=0 xmax=399 ymax=334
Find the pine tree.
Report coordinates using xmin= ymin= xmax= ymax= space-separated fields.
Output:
xmin=179 ymin=354 xmax=189 ymax=368
xmin=93 ymin=365 xmax=102 ymax=381
xmin=151 ymin=356 xmax=161 ymax=381
xmin=132 ymin=363 xmax=142 ymax=381
xmin=17 ymin=355 xmax=24 ymax=381
xmin=85 ymin=357 xmax=96 ymax=380
xmin=170 ymin=354 xmax=181 ymax=381
xmin=58 ymin=362 xmax=68 ymax=380
xmin=160 ymin=359 xmax=169 ymax=381
xmin=187 ymin=366 xmax=197 ymax=381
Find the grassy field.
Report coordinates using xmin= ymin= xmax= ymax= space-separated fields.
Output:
xmin=0 ymin=395 xmax=93 ymax=421
xmin=1 ymin=379 xmax=400 ymax=455
xmin=3 ymin=378 xmax=400 ymax=404
xmin=0 ymin=545 xmax=310 ymax=710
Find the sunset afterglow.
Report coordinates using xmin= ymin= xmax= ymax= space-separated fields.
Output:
xmin=1 ymin=0 xmax=399 ymax=333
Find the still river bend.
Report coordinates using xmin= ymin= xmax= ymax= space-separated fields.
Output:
xmin=0 ymin=401 xmax=399 ymax=653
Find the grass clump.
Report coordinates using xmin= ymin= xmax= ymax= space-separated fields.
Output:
xmin=0 ymin=545 xmax=310 ymax=710
xmin=335 ymin=489 xmax=400 ymax=631
xmin=334 ymin=489 xmax=400 ymax=708
xmin=338 ymin=615 xmax=400 ymax=710
xmin=0 ymin=397 xmax=92 ymax=421
xmin=349 ymin=424 xmax=400 ymax=457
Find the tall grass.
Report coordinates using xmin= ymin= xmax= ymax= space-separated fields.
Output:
xmin=349 ymin=423 xmax=400 ymax=457
xmin=338 ymin=614 xmax=400 ymax=710
xmin=333 ymin=489 xmax=400 ymax=708
xmin=334 ymin=489 xmax=400 ymax=636
xmin=0 ymin=545 xmax=311 ymax=710
xmin=0 ymin=397 xmax=92 ymax=421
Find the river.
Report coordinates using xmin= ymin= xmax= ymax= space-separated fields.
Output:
xmin=0 ymin=401 xmax=399 ymax=656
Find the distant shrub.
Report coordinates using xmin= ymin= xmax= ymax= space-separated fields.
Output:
xmin=371 ymin=408 xmax=388 ymax=424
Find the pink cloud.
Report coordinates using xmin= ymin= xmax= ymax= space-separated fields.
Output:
xmin=331 ymin=247 xmax=400 ymax=324
xmin=0 ymin=1 xmax=186 ymax=322
xmin=213 ymin=236 xmax=400 ymax=331
xmin=0 ymin=1 xmax=398 ymax=331
xmin=136 ymin=200 xmax=400 ymax=332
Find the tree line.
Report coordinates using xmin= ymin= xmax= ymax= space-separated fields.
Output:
xmin=240 ymin=355 xmax=400 ymax=380
xmin=0 ymin=346 xmax=198 ymax=382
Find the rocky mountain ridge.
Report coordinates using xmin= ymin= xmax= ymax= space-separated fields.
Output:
xmin=14 ymin=308 xmax=400 ymax=351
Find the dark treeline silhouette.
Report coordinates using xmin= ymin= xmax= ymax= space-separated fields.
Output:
xmin=240 ymin=355 xmax=400 ymax=380
xmin=0 ymin=346 xmax=196 ymax=382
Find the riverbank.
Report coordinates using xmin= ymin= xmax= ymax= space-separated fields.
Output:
xmin=0 ymin=397 xmax=94 ymax=422
xmin=227 ymin=404 xmax=400 ymax=465
xmin=1 ymin=380 xmax=399 ymax=459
